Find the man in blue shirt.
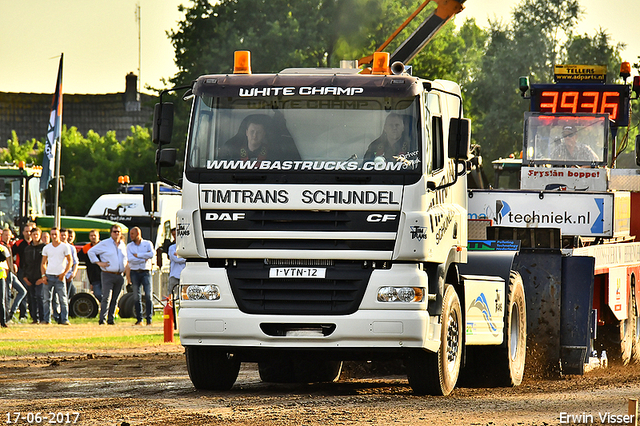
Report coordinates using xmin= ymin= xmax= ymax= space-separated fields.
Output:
xmin=126 ymin=227 xmax=155 ymax=326
xmin=88 ymin=225 xmax=128 ymax=325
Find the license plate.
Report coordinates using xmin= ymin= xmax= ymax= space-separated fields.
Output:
xmin=269 ymin=267 xmax=327 ymax=278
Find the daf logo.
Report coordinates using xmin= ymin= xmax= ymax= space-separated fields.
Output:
xmin=366 ymin=214 xmax=397 ymax=223
xmin=205 ymin=212 xmax=246 ymax=221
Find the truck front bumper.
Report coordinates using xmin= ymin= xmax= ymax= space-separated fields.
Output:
xmin=179 ymin=307 xmax=441 ymax=353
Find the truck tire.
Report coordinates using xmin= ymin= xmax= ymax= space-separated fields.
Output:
xmin=185 ymin=346 xmax=240 ymax=390
xmin=632 ymin=291 xmax=640 ymax=363
xmin=602 ymin=291 xmax=635 ymax=365
xmin=294 ymin=358 xmax=343 ymax=383
xmin=123 ymin=294 xmax=152 ymax=319
xmin=259 ymin=357 xmax=296 ymax=383
xmin=259 ymin=356 xmax=343 ymax=383
xmin=69 ymin=293 xmax=99 ymax=318
xmin=117 ymin=292 xmax=134 ymax=318
xmin=494 ymin=271 xmax=527 ymax=386
xmin=406 ymin=284 xmax=462 ymax=396
xmin=621 ymin=293 xmax=636 ymax=365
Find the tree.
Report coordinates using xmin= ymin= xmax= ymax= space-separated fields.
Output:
xmin=55 ymin=126 xmax=157 ymax=216
xmin=164 ymin=0 xmax=484 ymax=149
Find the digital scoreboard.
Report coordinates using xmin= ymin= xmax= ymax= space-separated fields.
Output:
xmin=530 ymin=84 xmax=630 ymax=127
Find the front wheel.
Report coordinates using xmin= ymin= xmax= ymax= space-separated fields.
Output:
xmin=406 ymin=284 xmax=462 ymax=396
xmin=185 ymin=346 xmax=240 ymax=391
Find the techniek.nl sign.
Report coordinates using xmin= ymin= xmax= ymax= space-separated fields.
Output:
xmin=467 ymin=191 xmax=614 ymax=237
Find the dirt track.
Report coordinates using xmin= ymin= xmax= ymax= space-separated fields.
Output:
xmin=2 ymin=337 xmax=640 ymax=426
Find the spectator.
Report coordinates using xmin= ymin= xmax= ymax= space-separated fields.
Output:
xmin=61 ymin=228 xmax=79 ymax=299
xmin=40 ymin=228 xmax=72 ymax=325
xmin=0 ymin=243 xmax=10 ymax=327
xmin=79 ymin=230 xmax=102 ymax=301
xmin=126 ymin=227 xmax=154 ymax=326
xmin=167 ymin=228 xmax=184 ymax=298
xmin=40 ymin=232 xmax=50 ymax=245
xmin=88 ymin=225 xmax=127 ymax=325
xmin=1 ymin=228 xmax=26 ymax=324
xmin=22 ymin=227 xmax=46 ymax=323
xmin=12 ymin=224 xmax=33 ymax=320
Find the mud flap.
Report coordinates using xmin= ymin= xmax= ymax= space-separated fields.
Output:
xmin=512 ymin=252 xmax=562 ymax=375
xmin=560 ymin=256 xmax=595 ymax=375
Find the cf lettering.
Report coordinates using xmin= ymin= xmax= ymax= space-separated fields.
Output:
xmin=367 ymin=214 xmax=397 ymax=223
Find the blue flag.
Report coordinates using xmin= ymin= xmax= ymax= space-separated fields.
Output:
xmin=41 ymin=54 xmax=63 ymax=192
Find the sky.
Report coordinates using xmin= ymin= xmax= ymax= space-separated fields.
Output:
xmin=0 ymin=0 xmax=638 ymax=95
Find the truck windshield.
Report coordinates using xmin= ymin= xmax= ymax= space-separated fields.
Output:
xmin=188 ymin=95 xmax=421 ymax=175
xmin=0 ymin=175 xmax=43 ymax=231
xmin=523 ymin=113 xmax=608 ymax=166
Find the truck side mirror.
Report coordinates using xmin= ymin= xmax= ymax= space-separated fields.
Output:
xmin=152 ymin=103 xmax=174 ymax=145
xmin=156 ymin=148 xmax=177 ymax=168
xmin=448 ymin=117 xmax=470 ymax=161
xmin=636 ymin=135 xmax=640 ymax=167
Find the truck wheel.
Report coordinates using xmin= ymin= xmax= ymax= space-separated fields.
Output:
xmin=406 ymin=284 xmax=462 ymax=396
xmin=69 ymin=293 xmax=99 ymax=318
xmin=632 ymin=292 xmax=640 ymax=363
xmin=185 ymin=346 xmax=240 ymax=390
xmin=494 ymin=271 xmax=527 ymax=386
xmin=259 ymin=357 xmax=343 ymax=383
xmin=259 ymin=357 xmax=296 ymax=383
xmin=620 ymin=293 xmax=636 ymax=365
xmin=117 ymin=292 xmax=134 ymax=318
xmin=294 ymin=359 xmax=343 ymax=383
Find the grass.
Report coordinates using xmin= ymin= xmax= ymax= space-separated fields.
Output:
xmin=0 ymin=312 xmax=182 ymax=357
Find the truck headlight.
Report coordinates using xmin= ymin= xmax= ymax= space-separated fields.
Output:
xmin=182 ymin=285 xmax=221 ymax=301
xmin=377 ymin=287 xmax=424 ymax=303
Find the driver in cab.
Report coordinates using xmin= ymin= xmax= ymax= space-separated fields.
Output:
xmin=551 ymin=126 xmax=599 ymax=162
xmin=219 ymin=115 xmax=279 ymax=162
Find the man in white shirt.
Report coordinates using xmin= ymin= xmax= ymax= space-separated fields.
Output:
xmin=88 ymin=225 xmax=128 ymax=325
xmin=40 ymin=228 xmax=72 ymax=325
xmin=126 ymin=227 xmax=155 ymax=326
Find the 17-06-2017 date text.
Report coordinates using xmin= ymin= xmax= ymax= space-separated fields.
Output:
xmin=5 ymin=412 xmax=80 ymax=424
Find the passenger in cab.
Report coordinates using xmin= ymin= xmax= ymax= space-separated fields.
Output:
xmin=364 ymin=113 xmax=412 ymax=162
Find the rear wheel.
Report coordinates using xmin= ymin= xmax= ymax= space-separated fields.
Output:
xmin=632 ymin=290 xmax=640 ymax=363
xmin=494 ymin=271 xmax=527 ymax=386
xmin=185 ymin=346 xmax=240 ymax=391
xmin=621 ymin=293 xmax=636 ymax=365
xmin=406 ymin=284 xmax=462 ymax=396
xmin=259 ymin=356 xmax=343 ymax=383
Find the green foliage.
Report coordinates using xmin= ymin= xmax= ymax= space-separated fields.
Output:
xmin=9 ymin=126 xmax=157 ymax=217
xmin=0 ymin=131 xmax=40 ymax=164
xmin=55 ymin=126 xmax=157 ymax=216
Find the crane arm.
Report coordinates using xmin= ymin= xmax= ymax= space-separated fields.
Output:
xmin=359 ymin=0 xmax=466 ymax=67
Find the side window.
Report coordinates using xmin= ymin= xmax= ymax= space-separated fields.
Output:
xmin=432 ymin=116 xmax=444 ymax=171
xmin=424 ymin=93 xmax=444 ymax=173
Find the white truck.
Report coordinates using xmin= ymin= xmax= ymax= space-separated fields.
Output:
xmin=151 ymin=0 xmax=527 ymax=395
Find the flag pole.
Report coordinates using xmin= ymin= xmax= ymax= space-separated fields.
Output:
xmin=54 ymin=53 xmax=63 ymax=228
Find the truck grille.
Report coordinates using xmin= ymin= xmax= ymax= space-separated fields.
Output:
xmin=227 ymin=260 xmax=372 ymax=315
xmin=202 ymin=209 xmax=398 ymax=251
